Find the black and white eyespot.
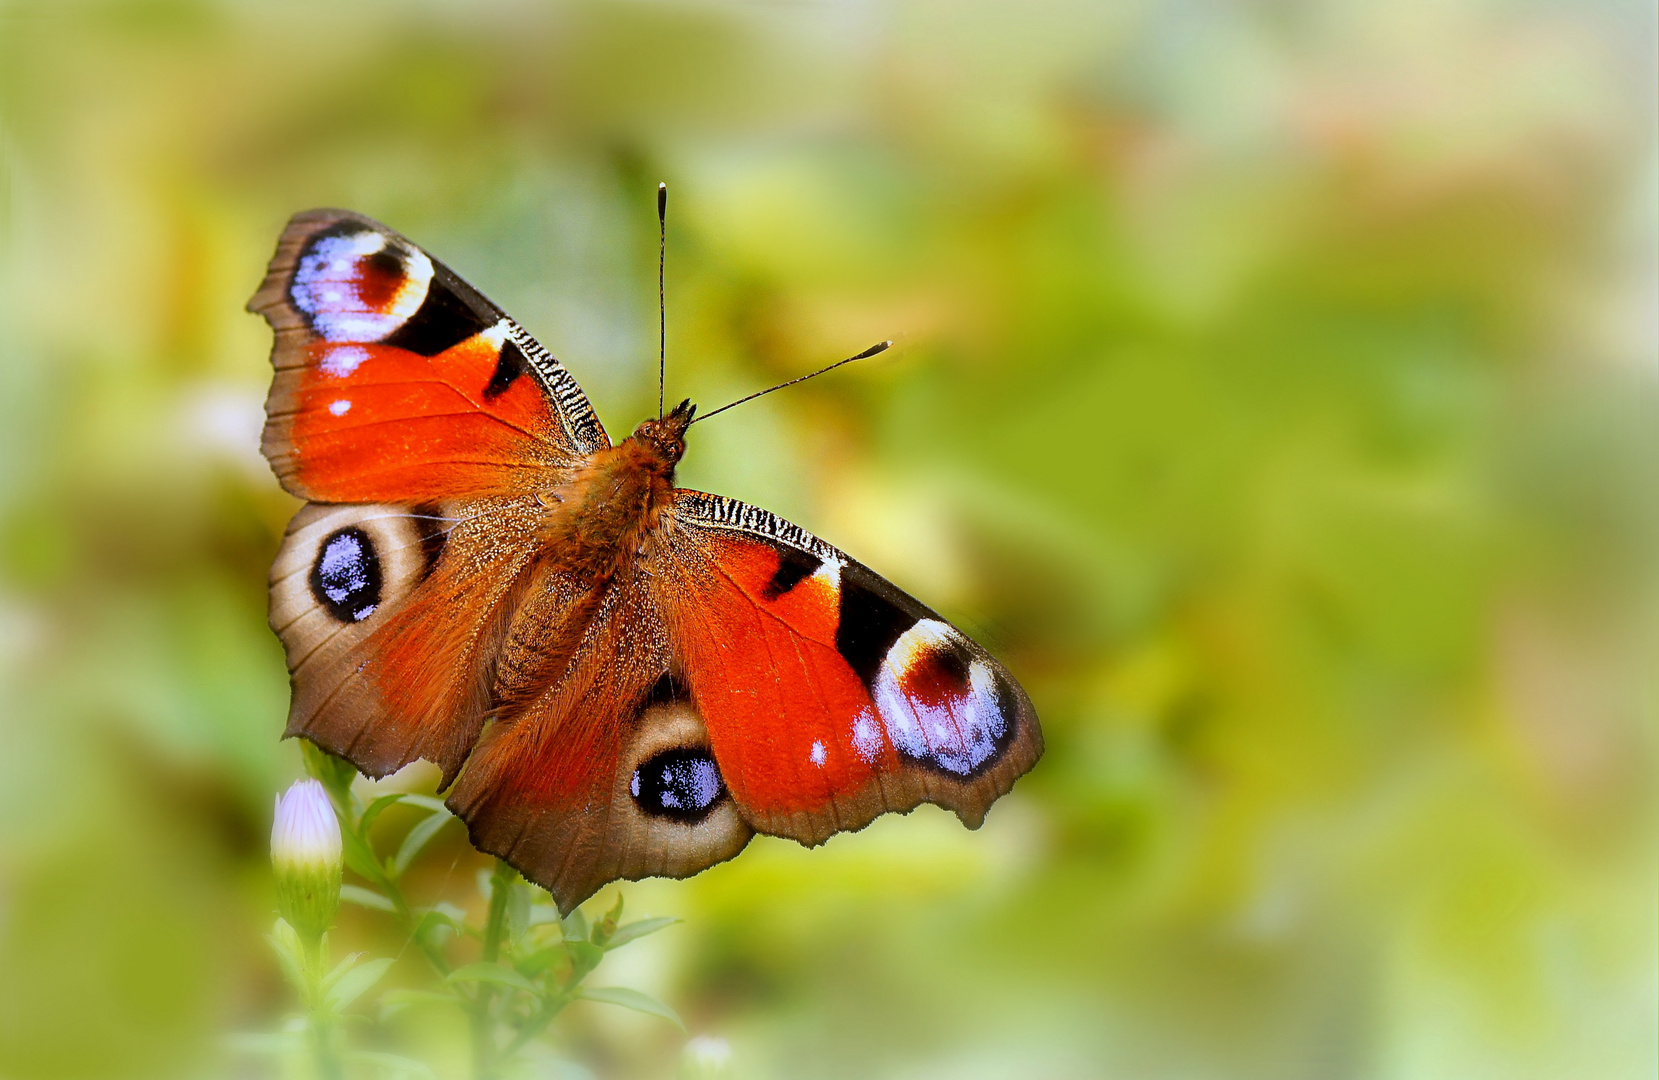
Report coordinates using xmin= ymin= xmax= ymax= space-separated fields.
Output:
xmin=271 ymin=503 xmax=451 ymax=636
xmin=310 ymin=528 xmax=381 ymax=622
xmin=630 ymin=747 xmax=726 ymax=823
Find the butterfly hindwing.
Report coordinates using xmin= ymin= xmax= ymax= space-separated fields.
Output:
xmin=249 ymin=209 xmax=608 ymax=504
xmin=447 ymin=571 xmax=753 ymax=912
xmin=660 ymin=491 xmax=1042 ymax=845
xmin=270 ymin=498 xmax=549 ymax=784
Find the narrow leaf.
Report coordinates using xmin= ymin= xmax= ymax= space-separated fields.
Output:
xmin=516 ymin=943 xmax=564 ymax=978
xmin=378 ymin=988 xmax=459 ymax=1020
xmin=566 ymin=941 xmax=604 ymax=981
xmin=390 ymin=810 xmax=452 ymax=877
xmin=396 ymin=794 xmax=448 ymax=814
xmin=340 ymin=825 xmax=386 ymax=884
xmin=604 ymin=917 xmax=679 ymax=950
xmin=561 ymin=908 xmax=589 ymax=942
xmin=265 ymin=919 xmax=306 ymax=992
xmin=507 ymin=879 xmax=531 ymax=940
xmin=447 ymin=962 xmax=539 ymax=995
xmin=322 ymin=951 xmax=365 ymax=990
xmin=527 ymin=903 xmax=563 ymax=927
xmin=341 ymin=884 xmax=396 ymax=912
xmin=327 ymin=957 xmax=394 ymax=1011
xmin=579 ymin=987 xmax=684 ymax=1031
xmin=357 ymin=793 xmax=409 ymax=836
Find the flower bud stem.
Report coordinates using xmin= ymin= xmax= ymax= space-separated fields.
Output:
xmin=304 ymin=935 xmax=345 ymax=1080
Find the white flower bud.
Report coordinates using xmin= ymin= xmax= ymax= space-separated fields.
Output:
xmin=271 ymin=779 xmax=343 ymax=941
xmin=681 ymin=1035 xmax=732 ymax=1080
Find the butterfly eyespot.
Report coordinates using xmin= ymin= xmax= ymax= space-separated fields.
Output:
xmin=630 ymin=747 xmax=725 ymax=822
xmin=309 ymin=526 xmax=382 ymax=623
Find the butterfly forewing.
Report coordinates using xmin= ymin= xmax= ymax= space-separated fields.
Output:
xmin=250 ymin=209 xmax=607 ymax=503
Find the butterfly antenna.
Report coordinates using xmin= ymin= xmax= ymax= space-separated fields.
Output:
xmin=690 ymin=340 xmax=892 ymax=425
xmin=657 ymin=182 xmax=668 ymax=420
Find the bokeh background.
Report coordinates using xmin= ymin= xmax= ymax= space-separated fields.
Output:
xmin=0 ymin=0 xmax=1653 ymax=1077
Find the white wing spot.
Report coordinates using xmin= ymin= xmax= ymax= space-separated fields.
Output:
xmin=809 ymin=740 xmax=827 ymax=767
xmin=319 ymin=346 xmax=368 ymax=377
xmin=851 ymin=709 xmax=883 ymax=763
xmin=328 ymin=399 xmax=351 ymax=416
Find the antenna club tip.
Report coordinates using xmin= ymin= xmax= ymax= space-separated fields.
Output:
xmin=657 ymin=183 xmax=668 ymax=219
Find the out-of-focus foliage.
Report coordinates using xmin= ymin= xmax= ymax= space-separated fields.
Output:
xmin=0 ymin=1 xmax=1652 ymax=1078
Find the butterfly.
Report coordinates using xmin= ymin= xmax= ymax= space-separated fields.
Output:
xmin=250 ymin=203 xmax=1042 ymax=913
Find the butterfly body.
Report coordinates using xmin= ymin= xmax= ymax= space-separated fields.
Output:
xmin=253 ymin=208 xmax=1041 ymax=911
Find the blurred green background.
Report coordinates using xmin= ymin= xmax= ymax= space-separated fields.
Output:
xmin=0 ymin=0 xmax=1653 ymax=1077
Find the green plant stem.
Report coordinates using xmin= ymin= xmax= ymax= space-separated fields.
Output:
xmin=471 ymin=860 xmax=517 ymax=1080
xmin=498 ymin=994 xmax=569 ymax=1062
xmin=303 ymin=935 xmax=344 ymax=1080
xmin=380 ymin=870 xmax=453 ymax=975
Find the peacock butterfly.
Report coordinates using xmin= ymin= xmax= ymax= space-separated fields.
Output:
xmin=250 ymin=196 xmax=1042 ymax=912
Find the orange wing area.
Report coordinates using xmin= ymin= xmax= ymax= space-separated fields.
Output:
xmin=665 ymin=533 xmax=900 ymax=835
xmin=273 ymin=333 xmax=562 ymax=502
xmin=661 ymin=491 xmax=1044 ymax=846
xmin=249 ymin=209 xmax=606 ymax=504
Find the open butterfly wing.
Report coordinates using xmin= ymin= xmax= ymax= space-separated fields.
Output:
xmin=250 ymin=209 xmax=608 ymax=504
xmin=661 ymin=491 xmax=1043 ymax=845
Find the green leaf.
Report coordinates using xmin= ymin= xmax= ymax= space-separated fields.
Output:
xmin=515 ymin=943 xmax=565 ymax=978
xmin=561 ymin=908 xmax=589 ymax=942
xmin=507 ymin=879 xmax=531 ymax=940
xmin=414 ymin=901 xmax=466 ymax=946
xmin=447 ymin=962 xmax=539 ymax=995
xmin=603 ymin=916 xmax=679 ymax=950
xmin=302 ymin=741 xmax=359 ymax=808
xmin=592 ymin=893 xmax=624 ymax=944
xmin=322 ymin=950 xmax=366 ymax=989
xmin=390 ymin=809 xmax=452 ymax=878
xmin=396 ymin=794 xmax=449 ymax=815
xmin=357 ymin=793 xmax=409 ymax=836
xmin=527 ymin=902 xmax=564 ymax=927
xmin=265 ymin=918 xmax=307 ymax=992
xmin=378 ymin=988 xmax=459 ymax=1020
xmin=327 ymin=956 xmax=394 ymax=1011
xmin=566 ymin=941 xmax=604 ymax=981
xmin=346 ymin=1049 xmax=438 ymax=1079
xmin=340 ymin=884 xmax=395 ymax=912
xmin=578 ymin=986 xmax=684 ymax=1031
xmin=340 ymin=825 xmax=386 ymax=884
